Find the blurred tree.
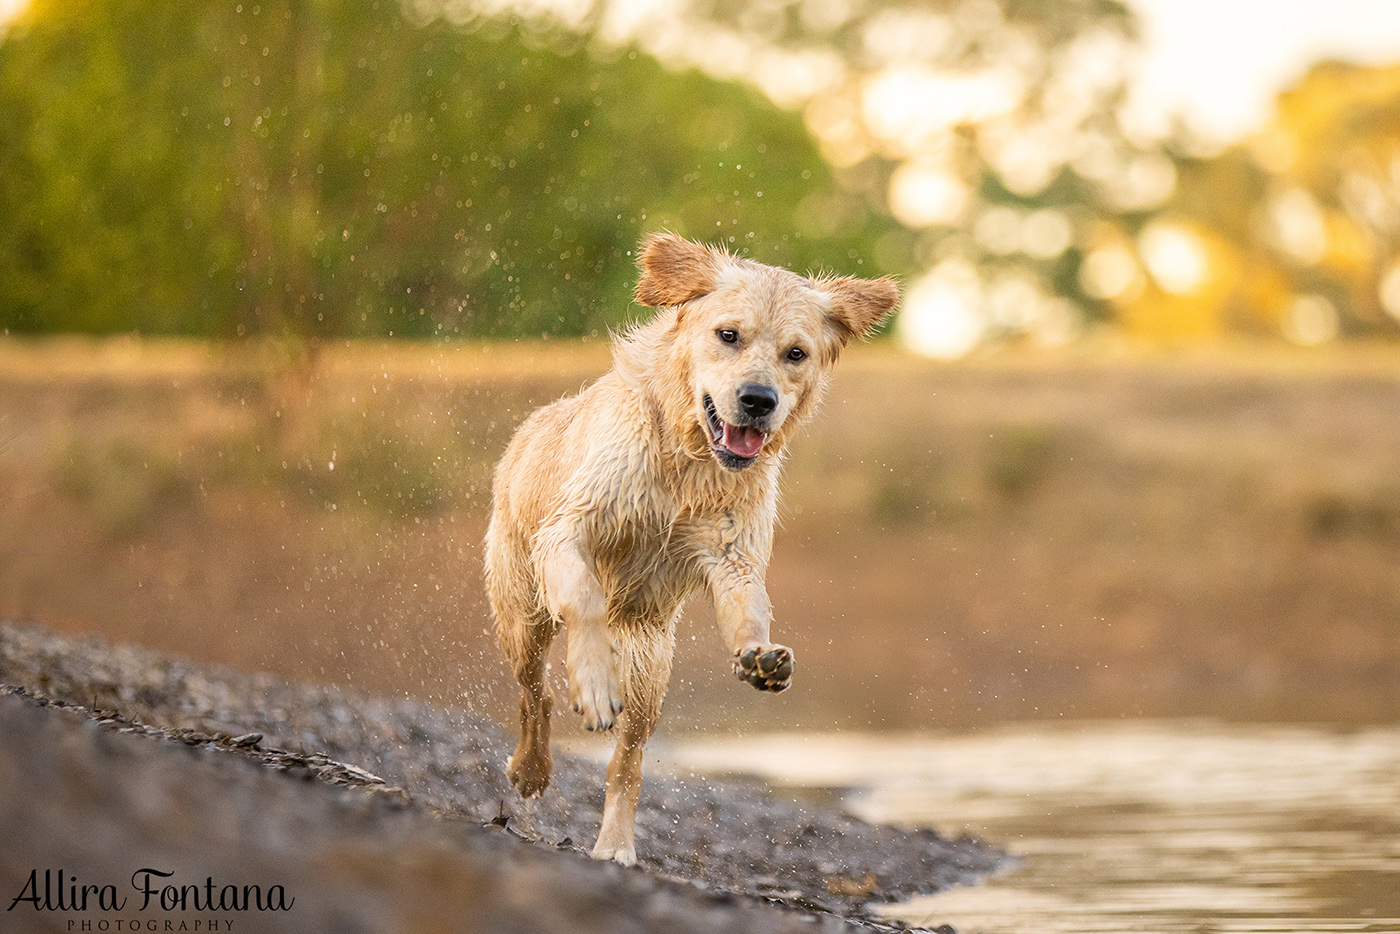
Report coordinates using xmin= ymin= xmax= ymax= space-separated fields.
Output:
xmin=1102 ymin=61 xmax=1400 ymax=345
xmin=26 ymin=0 xmax=1357 ymax=351
xmin=523 ymin=0 xmax=1171 ymax=351
xmin=0 ymin=0 xmax=899 ymax=339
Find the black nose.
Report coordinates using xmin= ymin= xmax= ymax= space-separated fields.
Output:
xmin=737 ymin=383 xmax=779 ymax=419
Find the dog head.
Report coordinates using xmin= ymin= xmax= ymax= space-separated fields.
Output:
xmin=633 ymin=233 xmax=900 ymax=472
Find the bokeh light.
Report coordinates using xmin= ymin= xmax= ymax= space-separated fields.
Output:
xmin=1139 ymin=222 xmax=1209 ymax=296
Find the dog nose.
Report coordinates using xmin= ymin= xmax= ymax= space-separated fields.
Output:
xmin=737 ymin=383 xmax=779 ymax=419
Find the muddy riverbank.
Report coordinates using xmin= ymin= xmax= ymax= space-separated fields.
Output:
xmin=0 ymin=621 xmax=1001 ymax=932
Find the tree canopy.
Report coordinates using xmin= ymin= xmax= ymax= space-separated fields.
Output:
xmin=0 ymin=0 xmax=901 ymax=338
xmin=9 ymin=0 xmax=1393 ymax=350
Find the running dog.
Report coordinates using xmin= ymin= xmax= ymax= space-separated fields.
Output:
xmin=485 ymin=232 xmax=899 ymax=864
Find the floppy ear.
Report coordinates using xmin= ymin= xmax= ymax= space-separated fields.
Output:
xmin=817 ymin=275 xmax=901 ymax=342
xmin=634 ymin=232 xmax=725 ymax=307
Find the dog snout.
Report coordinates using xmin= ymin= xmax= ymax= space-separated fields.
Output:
xmin=737 ymin=383 xmax=779 ymax=420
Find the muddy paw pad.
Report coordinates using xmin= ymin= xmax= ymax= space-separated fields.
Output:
xmin=734 ymin=644 xmax=794 ymax=692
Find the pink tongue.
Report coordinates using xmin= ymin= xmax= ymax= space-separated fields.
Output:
xmin=722 ymin=423 xmax=765 ymax=458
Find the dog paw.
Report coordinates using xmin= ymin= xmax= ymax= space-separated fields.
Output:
xmin=568 ymin=663 xmax=624 ymax=732
xmin=591 ymin=841 xmax=637 ymax=866
xmin=734 ymin=643 xmax=794 ymax=692
xmin=507 ymin=746 xmax=552 ymax=799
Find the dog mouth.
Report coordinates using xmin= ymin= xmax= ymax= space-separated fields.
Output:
xmin=703 ymin=395 xmax=767 ymax=469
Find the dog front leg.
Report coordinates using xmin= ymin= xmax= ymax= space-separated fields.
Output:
xmin=538 ymin=530 xmax=623 ymax=731
xmin=591 ymin=630 xmax=672 ymax=866
xmin=591 ymin=693 xmax=655 ymax=865
xmin=711 ymin=562 xmax=795 ymax=693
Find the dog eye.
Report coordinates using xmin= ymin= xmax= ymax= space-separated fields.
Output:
xmin=786 ymin=347 xmax=807 ymax=362
xmin=717 ymin=329 xmax=739 ymax=344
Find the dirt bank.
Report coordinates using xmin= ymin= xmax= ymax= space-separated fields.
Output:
xmin=0 ymin=621 xmax=1001 ymax=933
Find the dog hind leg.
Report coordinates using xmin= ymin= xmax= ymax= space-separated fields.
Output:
xmin=500 ymin=610 xmax=557 ymax=798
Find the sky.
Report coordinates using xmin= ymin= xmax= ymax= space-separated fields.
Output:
xmin=1125 ymin=0 xmax=1400 ymax=143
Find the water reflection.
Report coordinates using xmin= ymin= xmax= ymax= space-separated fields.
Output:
xmin=663 ymin=721 xmax=1400 ymax=933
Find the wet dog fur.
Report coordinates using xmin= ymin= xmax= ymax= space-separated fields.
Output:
xmin=485 ymin=233 xmax=899 ymax=864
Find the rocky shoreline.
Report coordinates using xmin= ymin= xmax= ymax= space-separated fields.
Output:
xmin=0 ymin=621 xmax=1002 ymax=932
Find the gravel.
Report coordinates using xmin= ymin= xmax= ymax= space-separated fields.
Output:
xmin=0 ymin=621 xmax=1002 ymax=932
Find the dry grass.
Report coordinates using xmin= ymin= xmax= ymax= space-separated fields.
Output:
xmin=2 ymin=336 xmax=1398 ymax=732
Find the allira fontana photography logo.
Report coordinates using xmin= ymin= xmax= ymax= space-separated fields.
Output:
xmin=8 ymin=868 xmax=293 ymax=928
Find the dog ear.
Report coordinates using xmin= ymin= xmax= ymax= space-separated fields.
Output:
xmin=634 ymin=233 xmax=725 ymax=307
xmin=817 ymin=275 xmax=901 ymax=342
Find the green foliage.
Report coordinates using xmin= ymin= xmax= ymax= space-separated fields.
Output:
xmin=0 ymin=0 xmax=900 ymax=339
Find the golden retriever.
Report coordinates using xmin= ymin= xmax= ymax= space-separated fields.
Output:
xmin=485 ymin=232 xmax=899 ymax=864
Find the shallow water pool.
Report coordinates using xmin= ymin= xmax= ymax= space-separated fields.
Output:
xmin=661 ymin=720 xmax=1400 ymax=933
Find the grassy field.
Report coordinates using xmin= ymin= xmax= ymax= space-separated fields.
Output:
xmin=3 ymin=336 xmax=1399 ymax=734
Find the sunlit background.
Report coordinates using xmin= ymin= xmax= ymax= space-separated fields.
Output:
xmin=4 ymin=1 xmax=1400 ymax=930
xmin=5 ymin=0 xmax=1400 ymax=353
xmin=3 ymin=0 xmax=1400 ymax=729
xmin=6 ymin=0 xmax=1400 ymax=708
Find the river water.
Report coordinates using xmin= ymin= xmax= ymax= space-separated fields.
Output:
xmin=660 ymin=720 xmax=1400 ymax=934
